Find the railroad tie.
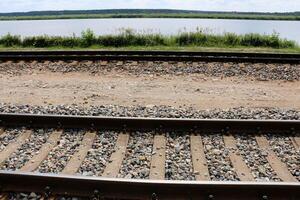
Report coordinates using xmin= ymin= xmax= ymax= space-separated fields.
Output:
xmin=102 ymin=133 xmax=129 ymax=178
xmin=223 ymin=135 xmax=254 ymax=181
xmin=0 ymin=128 xmax=4 ymax=136
xmin=70 ymin=61 xmax=79 ymax=66
xmin=149 ymin=135 xmax=166 ymax=180
xmin=132 ymin=61 xmax=138 ymax=66
xmin=255 ymin=136 xmax=297 ymax=182
xmin=190 ymin=134 xmax=210 ymax=181
xmin=147 ymin=61 xmax=154 ymax=66
xmin=0 ymin=130 xmax=32 ymax=165
xmin=19 ymin=130 xmax=63 ymax=172
xmin=0 ymin=128 xmax=5 ymax=138
xmin=5 ymin=61 xmax=12 ymax=65
xmin=43 ymin=60 xmax=50 ymax=65
xmin=163 ymin=61 xmax=169 ymax=67
xmin=0 ymin=194 xmax=8 ymax=200
xmin=0 ymin=128 xmax=8 ymax=148
xmin=116 ymin=61 xmax=123 ymax=66
xmin=62 ymin=131 xmax=96 ymax=175
xmin=177 ymin=62 xmax=184 ymax=67
xmin=192 ymin=62 xmax=198 ymax=67
xmin=290 ymin=136 xmax=300 ymax=151
xmin=39 ymin=196 xmax=57 ymax=200
xmin=100 ymin=61 xmax=108 ymax=66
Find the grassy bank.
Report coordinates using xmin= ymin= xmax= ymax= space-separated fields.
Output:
xmin=0 ymin=30 xmax=298 ymax=51
xmin=1 ymin=9 xmax=300 ymax=21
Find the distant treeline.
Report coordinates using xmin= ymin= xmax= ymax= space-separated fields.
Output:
xmin=0 ymin=29 xmax=297 ymax=49
xmin=1 ymin=9 xmax=299 ymax=16
xmin=0 ymin=9 xmax=299 ymax=21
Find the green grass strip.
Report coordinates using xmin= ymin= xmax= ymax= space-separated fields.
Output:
xmin=0 ymin=29 xmax=298 ymax=50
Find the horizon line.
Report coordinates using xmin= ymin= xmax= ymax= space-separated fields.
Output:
xmin=1 ymin=8 xmax=299 ymax=15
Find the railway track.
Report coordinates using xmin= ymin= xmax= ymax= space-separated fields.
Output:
xmin=0 ymin=50 xmax=300 ymax=63
xmin=0 ymin=114 xmax=299 ymax=199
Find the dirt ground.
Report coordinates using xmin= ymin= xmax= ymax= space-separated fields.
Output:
xmin=0 ymin=70 xmax=299 ymax=109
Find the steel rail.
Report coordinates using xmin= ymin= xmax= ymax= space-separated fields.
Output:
xmin=0 ymin=171 xmax=299 ymax=200
xmin=0 ymin=50 xmax=299 ymax=63
xmin=1 ymin=50 xmax=300 ymax=58
xmin=0 ymin=113 xmax=299 ymax=133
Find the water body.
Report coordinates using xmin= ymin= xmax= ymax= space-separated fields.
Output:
xmin=0 ymin=18 xmax=299 ymax=43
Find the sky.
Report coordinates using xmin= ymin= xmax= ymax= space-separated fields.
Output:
xmin=0 ymin=0 xmax=299 ymax=13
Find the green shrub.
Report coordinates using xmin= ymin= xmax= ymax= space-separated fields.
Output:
xmin=224 ymin=33 xmax=240 ymax=46
xmin=0 ymin=33 xmax=21 ymax=47
xmin=59 ymin=36 xmax=81 ymax=47
xmin=33 ymin=36 xmax=52 ymax=47
xmin=22 ymin=37 xmax=37 ymax=47
xmin=0 ymin=29 xmax=297 ymax=49
xmin=175 ymin=32 xmax=209 ymax=46
xmin=240 ymin=33 xmax=264 ymax=47
xmin=279 ymin=39 xmax=296 ymax=48
xmin=239 ymin=32 xmax=296 ymax=48
xmin=97 ymin=29 xmax=166 ymax=47
xmin=81 ymin=29 xmax=96 ymax=47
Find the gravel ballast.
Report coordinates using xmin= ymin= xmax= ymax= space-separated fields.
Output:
xmin=1 ymin=129 xmax=51 ymax=170
xmin=78 ymin=131 xmax=118 ymax=176
xmin=0 ymin=61 xmax=299 ymax=81
xmin=0 ymin=128 xmax=23 ymax=151
xmin=118 ymin=131 xmax=154 ymax=179
xmin=0 ymin=104 xmax=299 ymax=182
xmin=165 ymin=133 xmax=195 ymax=180
xmin=0 ymin=104 xmax=299 ymax=120
xmin=235 ymin=135 xmax=281 ymax=182
xmin=203 ymin=134 xmax=238 ymax=181
xmin=37 ymin=129 xmax=84 ymax=173
xmin=7 ymin=192 xmax=42 ymax=200
xmin=267 ymin=134 xmax=300 ymax=181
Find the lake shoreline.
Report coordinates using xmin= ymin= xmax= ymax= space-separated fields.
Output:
xmin=1 ymin=18 xmax=300 ymax=44
xmin=1 ymin=16 xmax=300 ymax=21
xmin=1 ymin=11 xmax=300 ymax=21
